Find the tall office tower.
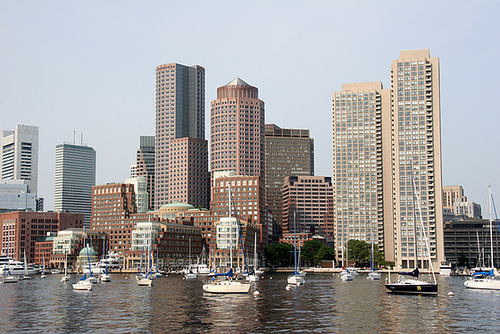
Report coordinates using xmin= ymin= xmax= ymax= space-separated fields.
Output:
xmin=443 ymin=185 xmax=467 ymax=212
xmin=54 ymin=143 xmax=96 ymax=228
xmin=125 ymin=176 xmax=149 ymax=213
xmin=1 ymin=124 xmax=39 ymax=194
xmin=389 ymin=49 xmax=444 ymax=270
xmin=135 ymin=136 xmax=155 ymax=211
xmin=332 ymin=82 xmax=391 ymax=261
xmin=265 ymin=124 xmax=314 ymax=227
xmin=282 ymin=176 xmax=335 ymax=238
xmin=168 ymin=137 xmax=209 ymax=208
xmin=155 ymin=63 xmax=205 ymax=209
xmin=210 ymin=78 xmax=265 ymax=180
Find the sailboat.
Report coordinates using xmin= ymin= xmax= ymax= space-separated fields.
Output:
xmin=203 ymin=186 xmax=251 ymax=294
xmin=2 ymin=243 xmax=18 ymax=284
xmin=246 ymin=232 xmax=259 ymax=282
xmin=367 ymin=232 xmax=381 ymax=280
xmin=137 ymin=221 xmax=153 ymax=286
xmin=464 ymin=186 xmax=500 ymax=290
xmin=385 ymin=178 xmax=437 ymax=295
xmin=20 ymin=249 xmax=31 ymax=280
xmin=287 ymin=212 xmax=305 ymax=285
xmin=340 ymin=242 xmax=354 ymax=281
xmin=185 ymin=237 xmax=197 ymax=279
xmin=60 ymin=251 xmax=70 ymax=282
xmin=73 ymin=237 xmax=94 ymax=290
xmin=40 ymin=254 xmax=47 ymax=279
xmin=100 ymin=240 xmax=111 ymax=282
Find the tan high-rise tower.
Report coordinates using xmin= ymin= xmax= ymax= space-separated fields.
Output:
xmin=332 ymin=82 xmax=391 ymax=261
xmin=389 ymin=49 xmax=444 ymax=270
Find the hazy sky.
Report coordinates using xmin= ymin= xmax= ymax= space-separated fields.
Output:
xmin=1 ymin=1 xmax=499 ymax=213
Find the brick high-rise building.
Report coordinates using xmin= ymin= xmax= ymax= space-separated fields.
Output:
xmin=332 ymin=82 xmax=391 ymax=261
xmin=0 ymin=211 xmax=83 ymax=263
xmin=210 ymin=78 xmax=265 ymax=180
xmin=54 ymin=143 xmax=96 ymax=229
xmin=168 ymin=137 xmax=209 ymax=209
xmin=155 ymin=63 xmax=205 ymax=209
xmin=265 ymin=124 xmax=314 ymax=228
xmin=388 ymin=49 xmax=444 ymax=270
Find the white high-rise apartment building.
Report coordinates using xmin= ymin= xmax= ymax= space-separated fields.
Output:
xmin=54 ymin=143 xmax=96 ymax=228
xmin=389 ymin=49 xmax=444 ymax=270
xmin=1 ymin=124 xmax=39 ymax=194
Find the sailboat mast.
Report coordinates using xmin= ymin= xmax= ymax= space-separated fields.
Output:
xmin=228 ymin=185 xmax=233 ymax=270
xmin=489 ymin=186 xmax=494 ymax=269
xmin=294 ymin=211 xmax=297 ymax=274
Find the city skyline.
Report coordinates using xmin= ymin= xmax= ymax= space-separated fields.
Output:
xmin=1 ymin=2 xmax=499 ymax=212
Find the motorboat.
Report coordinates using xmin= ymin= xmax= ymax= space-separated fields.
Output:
xmin=385 ymin=269 xmax=438 ymax=295
xmin=137 ymin=274 xmax=153 ymax=286
xmin=439 ymin=261 xmax=452 ymax=276
xmin=83 ymin=252 xmax=123 ymax=275
xmin=287 ymin=274 xmax=305 ymax=285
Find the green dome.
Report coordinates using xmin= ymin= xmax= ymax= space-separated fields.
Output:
xmin=161 ymin=202 xmax=194 ymax=209
xmin=79 ymin=246 xmax=97 ymax=257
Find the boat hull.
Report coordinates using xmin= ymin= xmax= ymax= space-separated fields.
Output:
xmin=72 ymin=281 xmax=92 ymax=291
xmin=385 ymin=282 xmax=438 ymax=295
xmin=464 ymin=278 xmax=500 ymax=290
xmin=202 ymin=280 xmax=250 ymax=294
xmin=137 ymin=278 xmax=153 ymax=286
xmin=287 ymin=275 xmax=305 ymax=285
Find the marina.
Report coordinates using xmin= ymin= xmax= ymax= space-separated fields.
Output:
xmin=1 ymin=272 xmax=500 ymax=333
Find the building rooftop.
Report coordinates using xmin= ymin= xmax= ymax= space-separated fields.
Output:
xmin=225 ymin=77 xmax=250 ymax=86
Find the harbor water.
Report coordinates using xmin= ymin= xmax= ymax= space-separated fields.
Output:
xmin=1 ymin=273 xmax=499 ymax=333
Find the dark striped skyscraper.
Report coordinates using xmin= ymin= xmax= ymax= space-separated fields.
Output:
xmin=54 ymin=143 xmax=96 ymax=229
xmin=155 ymin=63 xmax=205 ymax=209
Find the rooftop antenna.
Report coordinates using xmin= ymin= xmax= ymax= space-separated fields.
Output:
xmin=73 ymin=131 xmax=75 ymax=145
xmin=80 ymin=133 xmax=83 ymax=146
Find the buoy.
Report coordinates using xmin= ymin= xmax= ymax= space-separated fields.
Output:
xmin=297 ymin=282 xmax=301 ymax=286
xmin=270 ymin=277 xmax=272 ymax=280
xmin=448 ymin=291 xmax=454 ymax=296
xmin=125 ymin=277 xmax=128 ymax=280
xmin=286 ymin=285 xmax=291 ymax=291
xmin=254 ymin=290 xmax=260 ymax=295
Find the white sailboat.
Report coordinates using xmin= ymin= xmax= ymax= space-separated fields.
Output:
xmin=339 ymin=241 xmax=353 ymax=281
xmin=464 ymin=186 xmax=500 ymax=290
xmin=73 ymin=237 xmax=94 ymax=291
xmin=1 ymin=243 xmax=18 ymax=284
xmin=40 ymin=254 xmax=47 ymax=279
xmin=185 ymin=237 xmax=197 ymax=279
xmin=60 ymin=251 xmax=70 ymax=282
xmin=287 ymin=212 xmax=305 ymax=285
xmin=367 ymin=232 xmax=381 ymax=280
xmin=203 ymin=186 xmax=250 ymax=294
xmin=100 ymin=240 xmax=111 ymax=282
xmin=246 ymin=232 xmax=259 ymax=282
xmin=20 ymin=250 xmax=31 ymax=280
xmin=137 ymin=222 xmax=153 ymax=287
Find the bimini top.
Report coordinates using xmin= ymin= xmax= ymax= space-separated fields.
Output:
xmin=226 ymin=77 xmax=250 ymax=86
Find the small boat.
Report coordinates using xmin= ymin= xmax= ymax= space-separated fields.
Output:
xmin=464 ymin=187 xmax=500 ymax=290
xmin=72 ymin=279 xmax=92 ymax=291
xmin=40 ymin=254 xmax=47 ymax=279
xmin=367 ymin=234 xmax=381 ymax=280
xmin=100 ymin=241 xmax=111 ymax=282
xmin=287 ymin=212 xmax=305 ymax=286
xmin=185 ymin=272 xmax=197 ymax=279
xmin=60 ymin=252 xmax=70 ymax=282
xmin=20 ymin=250 xmax=31 ymax=280
xmin=184 ymin=237 xmax=197 ymax=280
xmin=246 ymin=233 xmax=260 ymax=282
xmin=385 ymin=180 xmax=438 ymax=295
xmin=203 ymin=269 xmax=250 ymax=294
xmin=137 ymin=220 xmax=154 ymax=287
xmin=137 ymin=274 xmax=153 ymax=286
xmin=340 ymin=269 xmax=354 ymax=281
xmin=439 ymin=261 xmax=452 ymax=276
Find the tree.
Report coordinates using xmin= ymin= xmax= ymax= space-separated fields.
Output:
xmin=264 ymin=243 xmax=294 ymax=267
xmin=301 ymin=240 xmax=324 ymax=266
xmin=347 ymin=239 xmax=370 ymax=267
xmin=315 ymin=245 xmax=336 ymax=265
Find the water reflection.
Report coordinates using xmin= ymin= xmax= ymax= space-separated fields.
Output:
xmin=2 ymin=273 xmax=500 ymax=333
